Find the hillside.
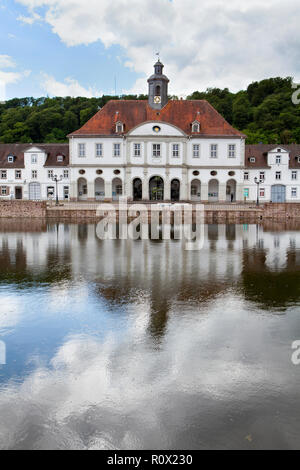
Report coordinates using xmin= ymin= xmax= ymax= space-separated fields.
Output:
xmin=0 ymin=77 xmax=299 ymax=144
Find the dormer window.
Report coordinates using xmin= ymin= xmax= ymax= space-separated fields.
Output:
xmin=7 ymin=154 xmax=15 ymax=163
xmin=116 ymin=122 xmax=124 ymax=133
xmin=249 ymin=157 xmax=256 ymax=163
xmin=57 ymin=155 xmax=64 ymax=163
xmin=192 ymin=121 xmax=200 ymax=133
xmin=297 ymin=156 xmax=300 ymax=163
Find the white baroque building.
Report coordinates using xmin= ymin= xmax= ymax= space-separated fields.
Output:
xmin=0 ymin=60 xmax=300 ymax=203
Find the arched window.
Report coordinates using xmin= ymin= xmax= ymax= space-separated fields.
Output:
xmin=192 ymin=121 xmax=200 ymax=133
xmin=155 ymin=85 xmax=161 ymax=96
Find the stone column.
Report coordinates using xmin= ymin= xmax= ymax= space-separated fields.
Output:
xmin=180 ymin=168 xmax=188 ymax=201
xmin=87 ymin=181 xmax=95 ymax=201
xmin=236 ymin=183 xmax=244 ymax=202
xmin=165 ymin=169 xmax=171 ymax=201
xmin=125 ymin=168 xmax=132 ymax=201
xmin=144 ymin=141 xmax=148 ymax=165
xmin=201 ymin=183 xmax=209 ymax=202
xmin=142 ymin=169 xmax=148 ymax=201
xmin=166 ymin=142 xmax=170 ymax=165
xmin=70 ymin=181 xmax=77 ymax=202
xmin=105 ymin=180 xmax=112 ymax=201
xmin=219 ymin=183 xmax=227 ymax=202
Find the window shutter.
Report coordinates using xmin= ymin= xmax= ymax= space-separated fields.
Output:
xmin=6 ymin=187 xmax=10 ymax=195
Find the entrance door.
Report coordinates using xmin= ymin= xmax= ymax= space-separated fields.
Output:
xmin=149 ymin=176 xmax=164 ymax=201
xmin=15 ymin=187 xmax=22 ymax=200
xmin=271 ymin=185 xmax=286 ymax=203
xmin=171 ymin=179 xmax=180 ymax=201
xmin=29 ymin=182 xmax=41 ymax=200
xmin=133 ymin=178 xmax=142 ymax=201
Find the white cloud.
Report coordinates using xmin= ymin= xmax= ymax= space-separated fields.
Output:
xmin=41 ymin=73 xmax=102 ymax=97
xmin=15 ymin=0 xmax=300 ymax=94
xmin=0 ymin=54 xmax=16 ymax=68
xmin=0 ymin=55 xmax=23 ymax=101
xmin=17 ymin=12 xmax=41 ymax=24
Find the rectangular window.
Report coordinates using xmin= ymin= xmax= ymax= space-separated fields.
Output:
xmin=259 ymin=188 xmax=265 ymax=198
xmin=96 ymin=143 xmax=103 ymax=157
xmin=8 ymin=156 xmax=14 ymax=163
xmin=113 ymin=143 xmax=121 ymax=157
xmin=134 ymin=143 xmax=141 ymax=157
xmin=193 ymin=144 xmax=200 ymax=158
xmin=153 ymin=144 xmax=161 ymax=157
xmin=276 ymin=156 xmax=281 ymax=164
xmin=32 ymin=170 xmax=37 ymax=179
xmin=172 ymin=144 xmax=179 ymax=158
xmin=57 ymin=155 xmax=63 ymax=163
xmin=292 ymin=171 xmax=297 ymax=180
xmin=244 ymin=172 xmax=249 ymax=181
xmin=15 ymin=170 xmax=21 ymax=179
xmin=31 ymin=154 xmax=37 ymax=164
xmin=1 ymin=186 xmax=7 ymax=196
xmin=48 ymin=170 xmax=54 ymax=179
xmin=1 ymin=170 xmax=7 ymax=179
xmin=292 ymin=188 xmax=297 ymax=198
xmin=63 ymin=170 xmax=69 ymax=179
xmin=275 ymin=171 xmax=281 ymax=180
xmin=78 ymin=143 xmax=86 ymax=157
xmin=228 ymin=144 xmax=236 ymax=158
xmin=259 ymin=171 xmax=265 ymax=182
xmin=47 ymin=186 xmax=55 ymax=198
xmin=210 ymin=144 xmax=218 ymax=158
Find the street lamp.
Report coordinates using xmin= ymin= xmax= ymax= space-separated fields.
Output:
xmin=52 ymin=175 xmax=63 ymax=206
xmin=254 ymin=177 xmax=260 ymax=206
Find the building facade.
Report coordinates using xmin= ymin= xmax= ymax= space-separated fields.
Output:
xmin=1 ymin=61 xmax=300 ymax=203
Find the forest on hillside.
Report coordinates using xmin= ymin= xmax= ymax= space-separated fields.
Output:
xmin=0 ymin=77 xmax=299 ymax=144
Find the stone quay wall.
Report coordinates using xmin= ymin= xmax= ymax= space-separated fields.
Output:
xmin=0 ymin=201 xmax=47 ymax=218
xmin=1 ymin=201 xmax=300 ymax=221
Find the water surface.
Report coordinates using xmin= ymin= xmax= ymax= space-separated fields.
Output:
xmin=0 ymin=219 xmax=300 ymax=450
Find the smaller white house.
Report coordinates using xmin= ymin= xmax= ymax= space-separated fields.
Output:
xmin=0 ymin=143 xmax=70 ymax=201
xmin=244 ymin=145 xmax=300 ymax=203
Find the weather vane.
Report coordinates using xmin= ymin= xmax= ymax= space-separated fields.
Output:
xmin=156 ymin=52 xmax=160 ymax=60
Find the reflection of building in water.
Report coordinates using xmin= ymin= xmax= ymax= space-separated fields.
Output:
xmin=0 ymin=222 xmax=72 ymax=281
xmin=0 ymin=222 xmax=300 ymax=324
xmin=241 ymin=224 xmax=300 ymax=272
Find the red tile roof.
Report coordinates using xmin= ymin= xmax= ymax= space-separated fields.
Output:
xmin=0 ymin=143 xmax=69 ymax=168
xmin=68 ymin=100 xmax=245 ymax=137
xmin=245 ymin=144 xmax=300 ymax=169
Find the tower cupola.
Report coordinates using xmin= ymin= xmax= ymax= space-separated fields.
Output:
xmin=148 ymin=59 xmax=169 ymax=110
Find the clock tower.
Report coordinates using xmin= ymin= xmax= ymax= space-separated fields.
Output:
xmin=148 ymin=59 xmax=169 ymax=110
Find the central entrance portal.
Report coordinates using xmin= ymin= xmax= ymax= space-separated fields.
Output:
xmin=149 ymin=176 xmax=164 ymax=201
xmin=171 ymin=179 xmax=180 ymax=201
xmin=133 ymin=178 xmax=142 ymax=201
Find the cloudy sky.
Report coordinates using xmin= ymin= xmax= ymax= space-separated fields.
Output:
xmin=0 ymin=0 xmax=299 ymax=100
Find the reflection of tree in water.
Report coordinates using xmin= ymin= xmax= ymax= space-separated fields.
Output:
xmin=241 ymin=247 xmax=300 ymax=310
xmin=0 ymin=223 xmax=72 ymax=286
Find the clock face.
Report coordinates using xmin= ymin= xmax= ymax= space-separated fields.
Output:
xmin=154 ymin=96 xmax=161 ymax=104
